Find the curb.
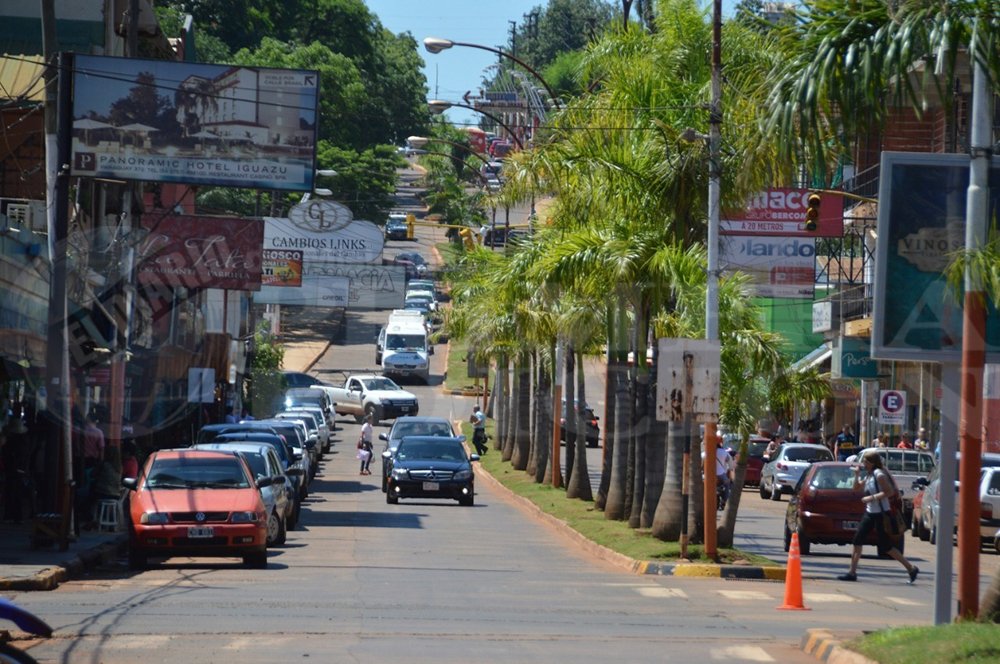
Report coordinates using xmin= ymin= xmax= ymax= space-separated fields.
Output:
xmin=474 ymin=458 xmax=786 ymax=581
xmin=801 ymin=629 xmax=880 ymax=664
xmin=0 ymin=536 xmax=127 ymax=592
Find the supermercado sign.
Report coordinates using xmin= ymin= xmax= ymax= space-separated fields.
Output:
xmin=720 ymin=235 xmax=815 ymax=299
xmin=263 ymin=216 xmax=383 ymax=263
xmin=721 ymin=188 xmax=843 ymax=237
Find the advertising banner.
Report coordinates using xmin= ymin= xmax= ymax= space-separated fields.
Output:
xmin=254 ymin=275 xmax=350 ymax=307
xmin=71 ymin=54 xmax=319 ymax=191
xmin=721 ymin=187 xmax=843 ymax=237
xmin=872 ymin=152 xmax=1000 ymax=362
xmin=263 ymin=215 xmax=383 ymax=264
xmin=655 ymin=338 xmax=721 ymax=423
xmin=136 ymin=215 xmax=264 ymax=291
xmin=303 ymin=263 xmax=408 ymax=310
xmin=261 ymin=249 xmax=303 ymax=287
xmin=720 ymin=235 xmax=816 ymax=299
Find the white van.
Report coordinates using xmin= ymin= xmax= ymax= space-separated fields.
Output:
xmin=380 ymin=315 xmax=432 ymax=382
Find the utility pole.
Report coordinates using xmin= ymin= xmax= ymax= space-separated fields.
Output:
xmin=702 ymin=0 xmax=723 ymax=560
xmin=508 ymin=21 xmax=517 ymax=58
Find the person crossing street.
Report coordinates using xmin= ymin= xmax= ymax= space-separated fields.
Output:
xmin=470 ymin=404 xmax=487 ymax=455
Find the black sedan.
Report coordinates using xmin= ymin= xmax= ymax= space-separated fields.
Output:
xmin=560 ymin=401 xmax=600 ymax=448
xmin=384 ymin=436 xmax=478 ymax=506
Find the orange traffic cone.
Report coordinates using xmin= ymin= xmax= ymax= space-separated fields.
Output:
xmin=777 ymin=531 xmax=810 ymax=611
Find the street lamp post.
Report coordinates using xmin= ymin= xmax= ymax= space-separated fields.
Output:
xmin=427 ymin=100 xmax=525 ymax=150
xmin=423 ymin=37 xmax=561 ymax=111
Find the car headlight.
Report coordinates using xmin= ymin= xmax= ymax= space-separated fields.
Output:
xmin=231 ymin=511 xmax=261 ymax=523
xmin=391 ymin=468 xmax=409 ymax=480
xmin=140 ymin=512 xmax=169 ymax=525
xmin=453 ymin=469 xmax=472 ymax=481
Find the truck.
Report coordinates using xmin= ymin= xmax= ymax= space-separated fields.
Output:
xmin=379 ymin=313 xmax=432 ymax=382
xmin=328 ymin=374 xmax=419 ymax=424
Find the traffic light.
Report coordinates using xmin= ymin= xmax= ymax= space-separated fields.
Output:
xmin=458 ymin=227 xmax=475 ymax=251
xmin=804 ymin=193 xmax=821 ymax=232
xmin=406 ymin=213 xmax=415 ymax=240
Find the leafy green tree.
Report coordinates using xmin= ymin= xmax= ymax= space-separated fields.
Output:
xmin=514 ymin=0 xmax=618 ymax=71
xmin=246 ymin=323 xmax=285 ymax=418
xmin=313 ymin=143 xmax=403 ymax=222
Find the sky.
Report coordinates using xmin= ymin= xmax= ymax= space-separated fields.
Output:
xmin=364 ymin=0 xmax=739 ymax=130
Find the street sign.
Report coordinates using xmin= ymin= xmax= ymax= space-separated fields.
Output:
xmin=878 ymin=389 xmax=906 ymax=425
xmin=187 ymin=367 xmax=216 ymax=404
xmin=655 ymin=338 xmax=721 ymax=423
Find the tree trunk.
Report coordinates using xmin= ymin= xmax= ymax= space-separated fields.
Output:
xmin=534 ymin=347 xmax=552 ymax=485
xmin=567 ymin=349 xmax=593 ymax=501
xmin=595 ymin=318 xmax=615 ymax=511
xmin=526 ymin=351 xmax=539 ymax=478
xmin=718 ymin=434 xmax=749 ymax=547
xmin=651 ymin=419 xmax=685 ymax=540
xmin=629 ymin=305 xmax=649 ymax=528
xmin=502 ymin=357 xmax=517 ymax=461
xmin=510 ymin=352 xmax=532 ymax=470
xmin=689 ymin=419 xmax=704 ymax=541
xmin=563 ymin=343 xmax=576 ymax=489
xmin=605 ymin=304 xmax=630 ymax=520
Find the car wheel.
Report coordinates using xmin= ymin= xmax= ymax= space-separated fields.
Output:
xmin=929 ymin=525 xmax=937 ymax=545
xmin=354 ymin=412 xmax=365 ymax=424
xmin=128 ymin=546 xmax=146 ymax=571
xmin=760 ymin=481 xmax=770 ymax=500
xmin=243 ymin=550 xmax=268 ymax=569
xmin=365 ymin=404 xmax=380 ymax=425
xmin=770 ymin=480 xmax=782 ymax=501
xmin=798 ymin=532 xmax=811 ymax=555
xmin=274 ymin=512 xmax=287 ymax=546
xmin=386 ymin=490 xmax=398 ymax=505
xmin=459 ymin=493 xmax=474 ymax=507
xmin=287 ymin=502 xmax=299 ymax=530
xmin=783 ymin=525 xmax=791 ymax=552
xmin=381 ymin=473 xmax=388 ymax=493
xmin=266 ymin=510 xmax=282 ymax=546
xmin=911 ymin=512 xmax=922 ymax=539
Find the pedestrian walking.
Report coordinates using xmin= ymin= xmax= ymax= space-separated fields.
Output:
xmin=834 ymin=425 xmax=857 ymax=461
xmin=470 ymin=404 xmax=487 ymax=455
xmin=896 ymin=432 xmax=914 ymax=449
xmin=358 ymin=415 xmax=374 ymax=475
xmin=837 ymin=452 xmax=918 ymax=584
xmin=914 ymin=427 xmax=930 ymax=451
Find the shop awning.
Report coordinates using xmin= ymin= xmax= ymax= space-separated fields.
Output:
xmin=791 ymin=343 xmax=832 ymax=372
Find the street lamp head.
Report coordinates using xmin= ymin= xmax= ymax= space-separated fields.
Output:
xmin=427 ymin=100 xmax=452 ymax=115
xmin=423 ymin=37 xmax=454 ymax=54
xmin=316 ymin=169 xmax=338 ymax=177
xmin=680 ymin=127 xmax=709 ymax=143
xmin=406 ymin=135 xmax=430 ymax=149
xmin=312 ymin=188 xmax=333 ymax=197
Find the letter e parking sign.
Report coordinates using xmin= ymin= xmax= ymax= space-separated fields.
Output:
xmin=878 ymin=389 xmax=906 ymax=425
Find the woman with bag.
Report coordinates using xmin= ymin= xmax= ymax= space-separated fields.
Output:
xmin=357 ymin=415 xmax=374 ymax=475
xmin=837 ymin=452 xmax=919 ymax=583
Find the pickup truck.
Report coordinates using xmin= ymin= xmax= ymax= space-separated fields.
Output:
xmin=328 ymin=374 xmax=419 ymax=424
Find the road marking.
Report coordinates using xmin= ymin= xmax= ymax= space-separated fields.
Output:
xmin=636 ymin=586 xmax=688 ymax=598
xmin=803 ymin=593 xmax=857 ymax=603
xmin=710 ymin=645 xmax=775 ymax=661
xmin=103 ymin=635 xmax=172 ymax=649
xmin=717 ymin=590 xmax=771 ymax=601
xmin=224 ymin=636 xmax=299 ymax=650
xmin=886 ymin=596 xmax=924 ymax=606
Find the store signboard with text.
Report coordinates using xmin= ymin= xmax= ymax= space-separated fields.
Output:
xmin=720 ymin=187 xmax=843 ymax=237
xmin=720 ymin=235 xmax=816 ymax=298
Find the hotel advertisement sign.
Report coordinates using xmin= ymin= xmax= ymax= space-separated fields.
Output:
xmin=70 ymin=54 xmax=319 ymax=191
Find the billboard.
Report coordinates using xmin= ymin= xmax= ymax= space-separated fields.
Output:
xmin=263 ymin=215 xmax=383 ymax=264
xmin=721 ymin=187 xmax=843 ymax=237
xmin=70 ymin=54 xmax=318 ymax=191
xmin=254 ymin=275 xmax=350 ymax=307
xmin=872 ymin=152 xmax=1000 ymax=362
xmin=303 ymin=263 xmax=408 ymax=310
xmin=261 ymin=249 xmax=303 ymax=287
xmin=720 ymin=235 xmax=816 ymax=298
xmin=136 ymin=215 xmax=264 ymax=291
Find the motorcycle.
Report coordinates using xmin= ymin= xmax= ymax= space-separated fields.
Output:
xmin=0 ymin=598 xmax=52 ymax=664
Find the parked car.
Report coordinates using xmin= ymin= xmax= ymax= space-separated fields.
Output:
xmin=784 ymin=461 xmax=905 ymax=555
xmin=196 ymin=421 xmax=278 ymax=445
xmin=394 ymin=252 xmax=428 ymax=276
xmin=559 ymin=401 xmax=600 ymax=448
xmin=759 ymin=443 xmax=834 ymax=501
xmin=193 ymin=442 xmax=292 ymax=543
xmin=284 ymin=387 xmax=336 ymax=439
xmin=384 ymin=436 xmax=478 ymax=506
xmin=915 ymin=452 xmax=1000 ymax=546
xmin=278 ymin=406 xmax=330 ymax=453
xmin=281 ymin=371 xmax=328 ymax=389
xmin=853 ymin=447 xmax=935 ymax=521
xmin=385 ymin=215 xmax=409 ymax=240
xmin=122 ymin=449 xmax=270 ymax=569
xmin=378 ymin=416 xmax=459 ymax=492
xmin=212 ymin=431 xmax=306 ymax=502
xmin=256 ymin=418 xmax=316 ymax=480
xmin=743 ymin=436 xmax=772 ymax=486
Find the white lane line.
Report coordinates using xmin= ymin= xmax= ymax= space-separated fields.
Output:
xmin=803 ymin=593 xmax=858 ymax=603
xmin=710 ymin=645 xmax=775 ymax=661
xmin=885 ymin=596 xmax=925 ymax=606
xmin=717 ymin=590 xmax=772 ymax=601
xmin=635 ymin=586 xmax=689 ymax=598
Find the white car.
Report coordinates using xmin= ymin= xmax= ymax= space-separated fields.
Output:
xmin=759 ymin=443 xmax=833 ymax=501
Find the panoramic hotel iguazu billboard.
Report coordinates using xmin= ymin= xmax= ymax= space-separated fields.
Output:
xmin=70 ymin=54 xmax=319 ymax=191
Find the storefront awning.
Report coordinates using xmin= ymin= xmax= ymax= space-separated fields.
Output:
xmin=791 ymin=343 xmax=832 ymax=372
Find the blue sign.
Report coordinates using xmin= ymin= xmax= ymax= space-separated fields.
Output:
xmin=835 ymin=337 xmax=878 ymax=378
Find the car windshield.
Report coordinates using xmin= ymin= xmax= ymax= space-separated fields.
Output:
xmin=362 ymin=377 xmax=401 ymax=390
xmin=396 ymin=441 xmax=466 ymax=462
xmin=785 ymin=447 xmax=832 ymax=462
xmin=386 ymin=334 xmax=425 ymax=350
xmin=146 ymin=457 xmax=251 ymax=489
xmin=398 ymin=253 xmax=426 ymax=265
xmin=393 ymin=422 xmax=453 ymax=439
xmin=748 ymin=441 xmax=770 ymax=456
xmin=809 ymin=466 xmax=856 ymax=490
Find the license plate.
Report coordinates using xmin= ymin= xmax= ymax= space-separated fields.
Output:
xmin=843 ymin=521 xmax=859 ymax=530
xmin=188 ymin=527 xmax=214 ymax=538
xmin=422 ymin=482 xmax=439 ymax=491
xmin=400 ymin=406 xmax=410 ymax=412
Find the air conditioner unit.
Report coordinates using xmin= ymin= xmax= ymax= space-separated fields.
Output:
xmin=0 ymin=199 xmax=47 ymax=233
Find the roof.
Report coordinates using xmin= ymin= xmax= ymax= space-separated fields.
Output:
xmin=0 ymin=54 xmax=45 ymax=103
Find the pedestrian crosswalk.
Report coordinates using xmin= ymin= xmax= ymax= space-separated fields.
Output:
xmin=630 ymin=585 xmax=927 ymax=607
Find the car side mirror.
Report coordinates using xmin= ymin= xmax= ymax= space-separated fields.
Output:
xmin=272 ymin=475 xmax=287 ymax=485
xmin=379 ymin=432 xmax=389 ymax=441
xmin=470 ymin=454 xmax=481 ymax=462
xmin=256 ymin=477 xmax=274 ymax=489
xmin=122 ymin=477 xmax=137 ymax=491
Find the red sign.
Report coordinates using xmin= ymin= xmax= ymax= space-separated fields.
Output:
xmin=137 ymin=215 xmax=264 ymax=291
xmin=721 ymin=188 xmax=843 ymax=237
xmin=261 ymin=249 xmax=303 ymax=287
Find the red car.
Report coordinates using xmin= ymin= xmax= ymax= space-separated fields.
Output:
xmin=123 ymin=449 xmax=272 ymax=570
xmin=784 ymin=461 xmax=905 ymax=555
xmin=743 ymin=436 xmax=771 ymax=486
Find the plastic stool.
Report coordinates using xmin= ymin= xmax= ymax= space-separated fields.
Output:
xmin=97 ymin=499 xmax=121 ymax=532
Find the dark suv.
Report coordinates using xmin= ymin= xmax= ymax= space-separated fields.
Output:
xmin=560 ymin=401 xmax=600 ymax=448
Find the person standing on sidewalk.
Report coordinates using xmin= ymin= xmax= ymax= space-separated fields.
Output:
xmin=837 ymin=452 xmax=918 ymax=583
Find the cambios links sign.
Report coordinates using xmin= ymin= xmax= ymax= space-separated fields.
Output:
xmin=720 ymin=187 xmax=844 ymax=238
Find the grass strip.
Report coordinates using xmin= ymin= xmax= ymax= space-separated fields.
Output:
xmin=849 ymin=623 xmax=1000 ymax=664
